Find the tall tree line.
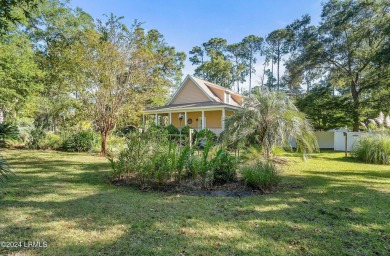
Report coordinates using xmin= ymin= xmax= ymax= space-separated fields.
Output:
xmin=0 ymin=0 xmax=185 ymax=153
xmin=189 ymin=0 xmax=389 ymax=131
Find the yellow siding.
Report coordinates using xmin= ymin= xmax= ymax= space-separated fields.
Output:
xmin=226 ymin=110 xmax=234 ymax=117
xmin=171 ymin=112 xmax=203 ymax=128
xmin=170 ymin=110 xmax=224 ymax=129
xmin=205 ymin=111 xmax=222 ymax=128
xmin=171 ymin=79 xmax=211 ymax=104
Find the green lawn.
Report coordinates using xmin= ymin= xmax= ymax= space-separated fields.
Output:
xmin=0 ymin=150 xmax=389 ymax=255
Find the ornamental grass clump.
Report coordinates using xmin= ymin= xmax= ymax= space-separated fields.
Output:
xmin=241 ymin=160 xmax=281 ymax=192
xmin=351 ymin=133 xmax=390 ymax=165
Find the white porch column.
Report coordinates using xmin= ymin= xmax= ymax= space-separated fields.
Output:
xmin=155 ymin=114 xmax=158 ymax=126
xmin=169 ymin=113 xmax=172 ymax=125
xmin=201 ymin=110 xmax=205 ymax=129
xmin=222 ymin=108 xmax=225 ymax=130
xmin=184 ymin=112 xmax=187 ymax=126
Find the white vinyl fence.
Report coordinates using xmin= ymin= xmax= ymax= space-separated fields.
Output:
xmin=290 ymin=130 xmax=364 ymax=152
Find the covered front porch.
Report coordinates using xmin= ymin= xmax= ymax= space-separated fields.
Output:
xmin=143 ymin=104 xmax=237 ymax=135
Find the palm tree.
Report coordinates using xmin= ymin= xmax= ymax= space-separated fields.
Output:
xmin=224 ymin=91 xmax=318 ymax=159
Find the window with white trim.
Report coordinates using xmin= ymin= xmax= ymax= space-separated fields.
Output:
xmin=224 ymin=92 xmax=230 ymax=103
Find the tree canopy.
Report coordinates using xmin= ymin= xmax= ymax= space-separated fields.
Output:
xmin=285 ymin=0 xmax=390 ymax=131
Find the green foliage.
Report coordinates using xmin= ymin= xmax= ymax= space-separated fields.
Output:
xmin=27 ymin=126 xmax=45 ymax=149
xmin=0 ymin=123 xmax=19 ymax=146
xmin=360 ymin=112 xmax=390 ymax=132
xmin=296 ymin=86 xmax=353 ymax=130
xmin=241 ymin=35 xmax=264 ymax=90
xmin=210 ymin=148 xmax=237 ymax=185
xmin=65 ymin=15 xmax=185 ymax=154
xmin=189 ymin=35 xmax=263 ymax=90
xmin=38 ymin=132 xmax=62 ymax=150
xmin=0 ymin=0 xmax=38 ymax=34
xmin=241 ymin=160 xmax=281 ymax=191
xmin=27 ymin=0 xmax=93 ymax=131
xmin=285 ymin=0 xmax=390 ymax=131
xmin=2 ymin=150 xmax=390 ymax=255
xmin=265 ymin=29 xmax=292 ymax=91
xmin=197 ymin=129 xmax=217 ymax=142
xmin=180 ymin=125 xmax=195 ymax=136
xmin=351 ymin=133 xmax=390 ymax=165
xmin=224 ymin=91 xmax=318 ymax=159
xmin=164 ymin=124 xmax=180 ymax=135
xmin=0 ymin=155 xmax=14 ymax=183
xmin=0 ymin=32 xmax=42 ymax=123
xmin=110 ymin=129 xmax=237 ymax=188
xmin=106 ymin=135 xmax=126 ymax=156
xmin=190 ymin=38 xmax=233 ymax=88
xmin=62 ymin=130 xmax=99 ymax=152
xmin=116 ymin=126 xmax=136 ymax=136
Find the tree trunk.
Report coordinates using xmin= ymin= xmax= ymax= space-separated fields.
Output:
xmin=249 ymin=57 xmax=252 ymax=95
xmin=0 ymin=107 xmax=3 ymax=124
xmin=351 ymin=81 xmax=360 ymax=131
xmin=261 ymin=62 xmax=266 ymax=88
xmin=101 ymin=130 xmax=108 ymax=155
xmin=271 ymin=58 xmax=274 ymax=90
xmin=277 ymin=43 xmax=280 ymax=91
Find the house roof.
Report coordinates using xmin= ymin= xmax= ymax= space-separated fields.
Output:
xmin=144 ymin=102 xmax=240 ymax=114
xmin=191 ymin=76 xmax=241 ymax=97
xmin=167 ymin=75 xmax=242 ymax=107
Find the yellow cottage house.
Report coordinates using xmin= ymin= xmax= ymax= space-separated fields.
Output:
xmin=143 ymin=75 xmax=243 ymax=135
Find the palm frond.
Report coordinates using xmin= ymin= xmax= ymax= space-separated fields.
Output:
xmin=224 ymin=91 xmax=318 ymax=159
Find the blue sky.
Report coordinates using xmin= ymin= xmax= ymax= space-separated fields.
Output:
xmin=71 ymin=0 xmax=323 ymax=89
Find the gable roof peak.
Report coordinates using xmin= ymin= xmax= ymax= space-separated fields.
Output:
xmin=190 ymin=75 xmax=241 ymax=96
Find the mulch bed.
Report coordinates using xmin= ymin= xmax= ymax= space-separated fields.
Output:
xmin=110 ymin=178 xmax=267 ymax=197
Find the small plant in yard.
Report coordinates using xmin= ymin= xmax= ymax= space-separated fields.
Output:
xmin=38 ymin=132 xmax=62 ymax=150
xmin=0 ymin=155 xmax=13 ymax=183
xmin=164 ymin=124 xmax=180 ymax=135
xmin=27 ymin=127 xmax=45 ymax=149
xmin=62 ymin=130 xmax=99 ymax=152
xmin=210 ymin=148 xmax=237 ymax=185
xmin=351 ymin=133 xmax=390 ymax=165
xmin=109 ymin=129 xmax=238 ymax=189
xmin=197 ymin=128 xmax=217 ymax=142
xmin=360 ymin=112 xmax=390 ymax=131
xmin=0 ymin=123 xmax=19 ymax=147
xmin=241 ymin=160 xmax=281 ymax=192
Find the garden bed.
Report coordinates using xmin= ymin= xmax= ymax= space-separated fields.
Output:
xmin=110 ymin=177 xmax=269 ymax=197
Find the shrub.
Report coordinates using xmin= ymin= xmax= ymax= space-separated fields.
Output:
xmin=164 ymin=124 xmax=180 ymax=135
xmin=197 ymin=128 xmax=217 ymax=142
xmin=241 ymin=160 xmax=281 ymax=191
xmin=210 ymin=148 xmax=237 ymax=185
xmin=27 ymin=127 xmax=45 ymax=149
xmin=109 ymin=129 xmax=238 ymax=188
xmin=181 ymin=125 xmax=197 ymax=137
xmin=0 ymin=123 xmax=19 ymax=147
xmin=351 ymin=133 xmax=390 ymax=164
xmin=109 ymin=133 xmax=152 ymax=181
xmin=62 ymin=130 xmax=99 ymax=152
xmin=118 ymin=125 xmax=136 ymax=136
xmin=106 ymin=135 xmax=126 ymax=156
xmin=38 ymin=133 xmax=62 ymax=150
